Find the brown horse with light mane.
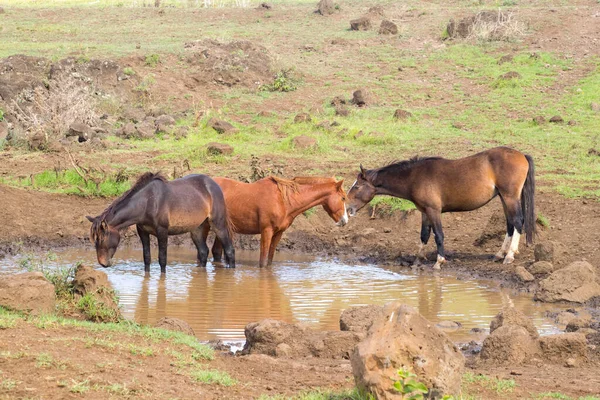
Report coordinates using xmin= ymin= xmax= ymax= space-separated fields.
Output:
xmin=206 ymin=176 xmax=348 ymax=267
xmin=347 ymin=147 xmax=535 ymax=269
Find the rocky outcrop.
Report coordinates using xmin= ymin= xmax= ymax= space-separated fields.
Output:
xmin=339 ymin=305 xmax=384 ymax=335
xmin=351 ymin=303 xmax=464 ymax=399
xmin=0 ymin=272 xmax=55 ymax=315
xmin=480 ymin=325 xmax=540 ymax=365
xmin=535 ymin=261 xmax=600 ymax=303
xmin=490 ymin=308 xmax=539 ymax=338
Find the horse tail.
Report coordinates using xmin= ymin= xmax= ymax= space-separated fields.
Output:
xmin=522 ymin=154 xmax=536 ymax=245
xmin=207 ymin=177 xmax=236 ymax=241
xmin=225 ymin=210 xmax=236 ymax=241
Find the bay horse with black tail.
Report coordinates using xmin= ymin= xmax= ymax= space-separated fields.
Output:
xmin=86 ymin=173 xmax=235 ymax=274
xmin=207 ymin=176 xmax=348 ymax=267
xmin=347 ymin=147 xmax=535 ymax=269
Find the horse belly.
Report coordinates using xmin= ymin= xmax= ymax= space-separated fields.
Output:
xmin=443 ymin=187 xmax=497 ymax=212
xmin=167 ymin=211 xmax=208 ymax=234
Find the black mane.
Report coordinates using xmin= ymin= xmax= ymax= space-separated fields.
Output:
xmin=366 ymin=156 xmax=442 ymax=182
xmin=91 ymin=172 xmax=166 ymax=240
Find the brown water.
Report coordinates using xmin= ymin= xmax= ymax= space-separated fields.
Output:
xmin=0 ymin=247 xmax=563 ymax=343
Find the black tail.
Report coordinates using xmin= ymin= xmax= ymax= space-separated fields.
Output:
xmin=522 ymin=154 xmax=536 ymax=245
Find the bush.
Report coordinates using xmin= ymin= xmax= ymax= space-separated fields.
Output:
xmin=261 ymin=69 xmax=299 ymax=92
xmin=144 ymin=53 xmax=161 ymax=67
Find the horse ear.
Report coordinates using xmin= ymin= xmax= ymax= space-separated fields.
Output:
xmin=359 ymin=164 xmax=366 ymax=179
xmin=86 ymin=216 xmax=96 ymax=223
xmin=335 ymin=179 xmax=344 ymax=189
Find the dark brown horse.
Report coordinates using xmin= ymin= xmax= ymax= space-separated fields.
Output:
xmin=207 ymin=176 xmax=348 ymax=267
xmin=86 ymin=173 xmax=235 ymax=274
xmin=347 ymin=147 xmax=535 ymax=269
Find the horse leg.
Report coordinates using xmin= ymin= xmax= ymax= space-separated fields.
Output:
xmin=213 ymin=223 xmax=235 ymax=268
xmin=417 ymin=212 xmax=432 ymax=259
xmin=494 ymin=198 xmax=514 ymax=261
xmin=259 ymin=228 xmax=274 ymax=268
xmin=211 ymin=238 xmax=223 ymax=263
xmin=137 ymin=225 xmax=152 ymax=274
xmin=425 ymin=209 xmax=446 ymax=270
xmin=267 ymin=231 xmax=284 ymax=266
xmin=157 ymin=227 xmax=169 ymax=274
xmin=191 ymin=225 xmax=209 ymax=267
xmin=502 ymin=197 xmax=524 ymax=264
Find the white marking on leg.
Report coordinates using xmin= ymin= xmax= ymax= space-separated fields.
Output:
xmin=433 ymin=254 xmax=446 ymax=270
xmin=337 ymin=204 xmax=349 ymax=226
xmin=504 ymin=231 xmax=521 ymax=264
xmin=495 ymin=234 xmax=511 ymax=260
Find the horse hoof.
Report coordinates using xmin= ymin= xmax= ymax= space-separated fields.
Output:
xmin=493 ymin=253 xmax=504 ymax=262
xmin=433 ymin=263 xmax=442 ymax=270
xmin=503 ymin=256 xmax=514 ymax=265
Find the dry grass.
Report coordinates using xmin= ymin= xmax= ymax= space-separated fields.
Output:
xmin=468 ymin=10 xmax=527 ymax=42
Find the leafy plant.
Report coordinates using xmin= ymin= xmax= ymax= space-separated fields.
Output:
xmin=393 ymin=368 xmax=428 ymax=399
xmin=144 ymin=53 xmax=161 ymax=67
xmin=262 ymin=69 xmax=299 ymax=92
xmin=123 ymin=67 xmax=135 ymax=76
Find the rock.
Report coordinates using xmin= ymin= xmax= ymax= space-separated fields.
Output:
xmin=378 ymin=20 xmax=398 ymax=35
xmin=554 ymin=310 xmax=578 ymax=326
xmin=292 ymin=135 xmax=317 ymax=149
xmin=340 ymin=305 xmax=384 ymax=334
xmin=528 ymin=261 xmax=556 ymax=275
xmin=67 ymin=122 xmax=93 ymax=142
xmin=72 ymin=264 xmax=121 ymax=322
xmin=567 ymin=120 xmax=577 ymax=126
xmin=335 ymin=105 xmax=349 ymax=116
xmin=533 ymin=116 xmax=546 ymax=125
xmin=498 ymin=54 xmax=513 ymax=64
xmin=154 ymin=317 xmax=195 ymax=336
xmin=351 ymin=89 xmax=369 ymax=107
xmin=490 ymin=308 xmax=539 ymax=339
xmin=515 ymin=266 xmax=535 ymax=282
xmin=350 ymin=17 xmax=371 ymax=31
xmin=155 ymin=114 xmax=176 ymax=133
xmin=330 ymin=96 xmax=347 ymax=106
xmin=499 ymin=71 xmax=521 ymax=80
xmin=207 ymin=142 xmax=233 ymax=155
xmin=565 ymin=318 xmax=591 ymax=332
xmin=436 ymin=321 xmax=462 ymax=331
xmin=565 ymin=357 xmax=577 ymax=368
xmin=257 ymin=110 xmax=275 ymax=118
xmin=294 ymin=113 xmax=312 ymax=123
xmin=549 ymin=115 xmax=564 ymax=123
xmin=535 ymin=261 xmax=600 ymax=303
xmin=257 ymin=2 xmax=271 ymax=10
xmin=534 ymin=242 xmax=554 ymax=262
xmin=117 ymin=122 xmax=136 ymax=139
xmin=591 ymin=102 xmax=600 ymax=112
xmin=27 ymin=131 xmax=47 ymax=150
xmin=452 ymin=122 xmax=466 ymax=130
xmin=173 ymin=126 xmax=188 ymax=140
xmin=480 ymin=325 xmax=540 ymax=365
xmin=135 ymin=122 xmax=156 ymax=139
xmin=243 ymin=319 xmax=361 ymax=358
xmin=316 ymin=0 xmax=335 ymax=16
xmin=538 ymin=333 xmax=587 ymax=363
xmin=0 ymin=120 xmax=8 ymax=142
xmin=0 ymin=7 xmax=5 ymax=14
xmin=351 ymin=303 xmax=464 ymax=398
xmin=367 ymin=5 xmax=385 ymax=17
xmin=393 ymin=109 xmax=412 ymax=120
xmin=208 ymin=118 xmax=237 ymax=134
xmin=0 ymin=272 xmax=55 ymax=315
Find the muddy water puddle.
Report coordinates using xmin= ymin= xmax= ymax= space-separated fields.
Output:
xmin=0 ymin=247 xmax=563 ymax=343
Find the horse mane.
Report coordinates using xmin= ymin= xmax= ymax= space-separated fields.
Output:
xmin=269 ymin=176 xmax=299 ymax=204
xmin=366 ymin=156 xmax=442 ymax=182
xmin=91 ymin=172 xmax=167 ymax=242
xmin=292 ymin=176 xmax=335 ymax=185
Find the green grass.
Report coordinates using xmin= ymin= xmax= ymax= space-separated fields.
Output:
xmin=35 ymin=353 xmax=54 ymax=368
xmin=535 ymin=394 xmax=600 ymax=400
xmin=258 ymin=388 xmax=370 ymax=400
xmin=463 ymin=372 xmax=516 ymax=394
xmin=0 ymin=169 xmax=131 ymax=197
xmin=369 ymin=196 xmax=416 ymax=213
xmin=190 ymin=368 xmax=237 ymax=386
xmin=77 ymin=290 xmax=121 ymax=323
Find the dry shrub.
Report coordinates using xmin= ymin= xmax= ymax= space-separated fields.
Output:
xmin=7 ymin=74 xmax=98 ymax=148
xmin=468 ymin=10 xmax=526 ymax=42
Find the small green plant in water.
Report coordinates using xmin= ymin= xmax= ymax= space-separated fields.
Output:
xmin=393 ymin=368 xmax=428 ymax=399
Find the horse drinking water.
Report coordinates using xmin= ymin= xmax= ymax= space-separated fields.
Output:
xmin=207 ymin=176 xmax=348 ymax=267
xmin=346 ymin=147 xmax=535 ymax=269
xmin=86 ymin=172 xmax=235 ymax=274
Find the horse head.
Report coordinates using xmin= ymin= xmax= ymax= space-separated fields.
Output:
xmin=322 ymin=179 xmax=348 ymax=227
xmin=347 ymin=165 xmax=377 ymax=217
xmin=86 ymin=215 xmax=121 ymax=267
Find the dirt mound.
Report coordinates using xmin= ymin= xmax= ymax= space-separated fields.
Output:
xmin=0 ymin=55 xmax=51 ymax=106
xmin=480 ymin=325 xmax=540 ymax=365
xmin=184 ymin=39 xmax=273 ymax=88
xmin=351 ymin=303 xmax=464 ymax=398
xmin=490 ymin=308 xmax=539 ymax=338
xmin=473 ymin=209 xmax=505 ymax=247
xmin=72 ymin=264 xmax=121 ymax=322
xmin=538 ymin=333 xmax=588 ymax=364
xmin=243 ymin=319 xmax=361 ymax=359
xmin=316 ymin=0 xmax=335 ymax=16
xmin=0 ymin=272 xmax=55 ymax=315
xmin=339 ymin=305 xmax=384 ymax=334
xmin=535 ymin=261 xmax=600 ymax=303
xmin=154 ymin=317 xmax=195 ymax=336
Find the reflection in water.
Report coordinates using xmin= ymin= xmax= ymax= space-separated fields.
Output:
xmin=0 ymin=247 xmax=562 ymax=341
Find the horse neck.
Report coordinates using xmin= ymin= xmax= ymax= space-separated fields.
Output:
xmin=285 ymin=182 xmax=336 ymax=219
xmin=373 ymin=168 xmax=414 ymax=200
xmin=105 ymin=190 xmax=148 ymax=229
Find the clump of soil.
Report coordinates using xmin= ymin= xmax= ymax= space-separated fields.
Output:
xmin=184 ymin=39 xmax=273 ymax=88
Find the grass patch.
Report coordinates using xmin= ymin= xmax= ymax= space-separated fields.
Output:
xmin=35 ymin=353 xmax=54 ymax=368
xmin=463 ymin=372 xmax=516 ymax=394
xmin=76 ymin=290 xmax=121 ymax=323
xmin=190 ymin=368 xmax=236 ymax=386
xmin=0 ymin=307 xmax=23 ymax=329
xmin=69 ymin=379 xmax=91 ymax=394
xmin=144 ymin=53 xmax=161 ymax=67
xmin=0 ymin=378 xmax=18 ymax=391
xmin=370 ymin=196 xmax=416 ymax=213
xmin=535 ymin=394 xmax=600 ymax=400
xmin=258 ymin=388 xmax=371 ymax=400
